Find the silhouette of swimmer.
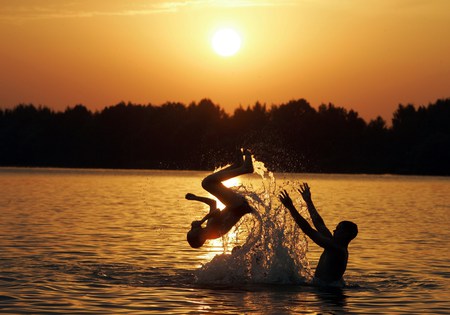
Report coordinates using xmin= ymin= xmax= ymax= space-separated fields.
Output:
xmin=279 ymin=183 xmax=358 ymax=286
xmin=186 ymin=149 xmax=255 ymax=248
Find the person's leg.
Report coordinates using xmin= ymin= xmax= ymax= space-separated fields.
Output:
xmin=201 ymin=150 xmax=253 ymax=207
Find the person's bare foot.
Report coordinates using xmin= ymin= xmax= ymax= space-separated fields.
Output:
xmin=229 ymin=148 xmax=244 ymax=169
xmin=185 ymin=193 xmax=197 ymax=200
xmin=242 ymin=149 xmax=254 ymax=173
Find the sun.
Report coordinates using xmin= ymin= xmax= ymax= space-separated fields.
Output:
xmin=211 ymin=28 xmax=241 ymax=57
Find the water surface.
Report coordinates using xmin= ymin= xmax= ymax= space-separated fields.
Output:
xmin=0 ymin=167 xmax=449 ymax=314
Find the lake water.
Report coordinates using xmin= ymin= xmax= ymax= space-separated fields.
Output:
xmin=0 ymin=164 xmax=449 ymax=314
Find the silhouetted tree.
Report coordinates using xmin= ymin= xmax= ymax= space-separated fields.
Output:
xmin=390 ymin=100 xmax=450 ymax=174
xmin=1 ymin=98 xmax=449 ymax=175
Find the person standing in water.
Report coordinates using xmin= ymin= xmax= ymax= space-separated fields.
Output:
xmin=185 ymin=149 xmax=255 ymax=248
xmin=279 ymin=183 xmax=358 ymax=286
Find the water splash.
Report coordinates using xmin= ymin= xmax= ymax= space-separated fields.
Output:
xmin=195 ymin=158 xmax=313 ymax=285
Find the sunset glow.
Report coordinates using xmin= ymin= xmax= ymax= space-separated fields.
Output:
xmin=0 ymin=1 xmax=449 ymax=120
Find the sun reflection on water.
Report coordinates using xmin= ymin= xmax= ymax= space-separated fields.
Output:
xmin=197 ymin=227 xmax=247 ymax=263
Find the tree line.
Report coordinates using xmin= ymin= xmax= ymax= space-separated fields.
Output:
xmin=1 ymin=98 xmax=449 ymax=175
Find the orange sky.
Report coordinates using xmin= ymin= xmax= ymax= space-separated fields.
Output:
xmin=1 ymin=0 xmax=449 ymax=121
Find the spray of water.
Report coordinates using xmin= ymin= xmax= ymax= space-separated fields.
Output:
xmin=195 ymin=158 xmax=313 ymax=285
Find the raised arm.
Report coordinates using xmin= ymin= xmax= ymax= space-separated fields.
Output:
xmin=279 ymin=190 xmax=335 ymax=249
xmin=298 ymin=183 xmax=332 ymax=238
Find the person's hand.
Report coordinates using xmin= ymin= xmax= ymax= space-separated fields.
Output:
xmin=185 ymin=193 xmax=196 ymax=200
xmin=191 ymin=220 xmax=202 ymax=228
xmin=298 ymin=182 xmax=311 ymax=202
xmin=279 ymin=190 xmax=294 ymax=209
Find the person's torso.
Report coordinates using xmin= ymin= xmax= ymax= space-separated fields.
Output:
xmin=205 ymin=202 xmax=253 ymax=239
xmin=314 ymin=247 xmax=348 ymax=283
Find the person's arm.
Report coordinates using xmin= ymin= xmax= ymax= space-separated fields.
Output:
xmin=192 ymin=209 xmax=219 ymax=227
xmin=186 ymin=193 xmax=219 ymax=227
xmin=298 ymin=183 xmax=332 ymax=238
xmin=279 ymin=190 xmax=335 ymax=249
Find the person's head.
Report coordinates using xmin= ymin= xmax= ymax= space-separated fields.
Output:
xmin=333 ymin=221 xmax=358 ymax=243
xmin=187 ymin=224 xmax=206 ymax=248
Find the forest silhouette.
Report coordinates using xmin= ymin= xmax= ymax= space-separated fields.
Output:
xmin=1 ymin=98 xmax=449 ymax=175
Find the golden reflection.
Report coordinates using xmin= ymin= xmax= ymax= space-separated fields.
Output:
xmin=198 ymin=228 xmax=242 ymax=262
xmin=198 ymin=239 xmax=224 ymax=262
